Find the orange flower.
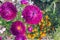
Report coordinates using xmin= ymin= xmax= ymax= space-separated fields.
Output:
xmin=27 ymin=34 xmax=31 ymax=38
xmin=41 ymin=18 xmax=44 ymax=23
xmin=45 ymin=15 xmax=49 ymax=20
xmin=40 ymin=32 xmax=46 ymax=38
xmin=46 ymin=21 xmax=51 ymax=27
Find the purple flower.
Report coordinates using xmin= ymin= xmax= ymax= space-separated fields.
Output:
xmin=0 ymin=36 xmax=2 ymax=40
xmin=0 ymin=2 xmax=17 ymax=21
xmin=0 ymin=7 xmax=1 ymax=17
xmin=22 ymin=5 xmax=43 ymax=24
xmin=20 ymin=0 xmax=28 ymax=5
xmin=15 ymin=35 xmax=27 ymax=40
xmin=10 ymin=21 xmax=26 ymax=36
xmin=28 ymin=26 xmax=33 ymax=32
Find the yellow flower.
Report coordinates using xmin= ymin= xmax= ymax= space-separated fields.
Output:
xmin=44 ymin=27 xmax=46 ymax=30
xmin=45 ymin=15 xmax=49 ymax=19
xmin=35 ymin=32 xmax=38 ymax=36
xmin=42 ymin=24 xmax=45 ymax=27
xmin=27 ymin=34 xmax=35 ymax=39
xmin=44 ymin=30 xmax=46 ymax=33
xmin=31 ymin=34 xmax=36 ymax=39
xmin=32 ymin=28 xmax=38 ymax=32
xmin=32 ymin=30 xmax=35 ymax=32
xmin=40 ymin=31 xmax=43 ymax=35
xmin=41 ymin=18 xmax=44 ymax=23
xmin=34 ymin=28 xmax=38 ymax=32
xmin=48 ymin=21 xmax=51 ymax=26
xmin=27 ymin=34 xmax=31 ymax=38
xmin=47 ymin=21 xmax=51 ymax=27
xmin=44 ymin=28 xmax=46 ymax=33
xmin=33 ymin=34 xmax=36 ymax=37
xmin=40 ymin=32 xmax=46 ymax=38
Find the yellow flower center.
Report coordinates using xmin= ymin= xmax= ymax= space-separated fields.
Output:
xmin=17 ymin=26 xmax=21 ymax=30
xmin=45 ymin=15 xmax=49 ymax=19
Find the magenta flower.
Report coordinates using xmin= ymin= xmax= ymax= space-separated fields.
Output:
xmin=28 ymin=26 xmax=33 ymax=32
xmin=0 ymin=7 xmax=1 ymax=17
xmin=0 ymin=7 xmax=2 ymax=12
xmin=0 ymin=36 xmax=2 ymax=40
xmin=22 ymin=5 xmax=43 ymax=24
xmin=20 ymin=0 xmax=28 ymax=5
xmin=0 ymin=2 xmax=17 ymax=21
xmin=10 ymin=21 xmax=26 ymax=36
xmin=15 ymin=35 xmax=27 ymax=40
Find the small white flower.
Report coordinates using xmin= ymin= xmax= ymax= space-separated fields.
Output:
xmin=0 ymin=0 xmax=4 ymax=2
xmin=29 ymin=0 xmax=34 ymax=5
xmin=2 ymin=28 xmax=6 ymax=32
xmin=0 ymin=30 xmax=3 ymax=34
xmin=0 ymin=30 xmax=2 ymax=32
xmin=21 ymin=15 xmax=23 ymax=18
xmin=0 ymin=25 xmax=6 ymax=34
xmin=12 ymin=0 xmax=15 ymax=2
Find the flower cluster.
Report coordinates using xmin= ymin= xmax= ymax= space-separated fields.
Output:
xmin=26 ymin=14 xmax=52 ymax=40
xmin=0 ymin=0 xmax=58 ymax=40
xmin=0 ymin=0 xmax=42 ymax=40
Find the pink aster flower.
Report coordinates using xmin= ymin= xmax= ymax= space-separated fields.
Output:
xmin=0 ymin=36 xmax=2 ymax=40
xmin=10 ymin=21 xmax=26 ymax=36
xmin=28 ymin=26 xmax=33 ymax=32
xmin=15 ymin=35 xmax=27 ymax=40
xmin=22 ymin=5 xmax=43 ymax=25
xmin=20 ymin=0 xmax=28 ymax=5
xmin=0 ymin=2 xmax=17 ymax=21
xmin=0 ymin=7 xmax=1 ymax=17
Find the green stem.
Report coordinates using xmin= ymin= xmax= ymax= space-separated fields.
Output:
xmin=45 ymin=1 xmax=56 ymax=12
xmin=53 ymin=2 xmax=56 ymax=14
